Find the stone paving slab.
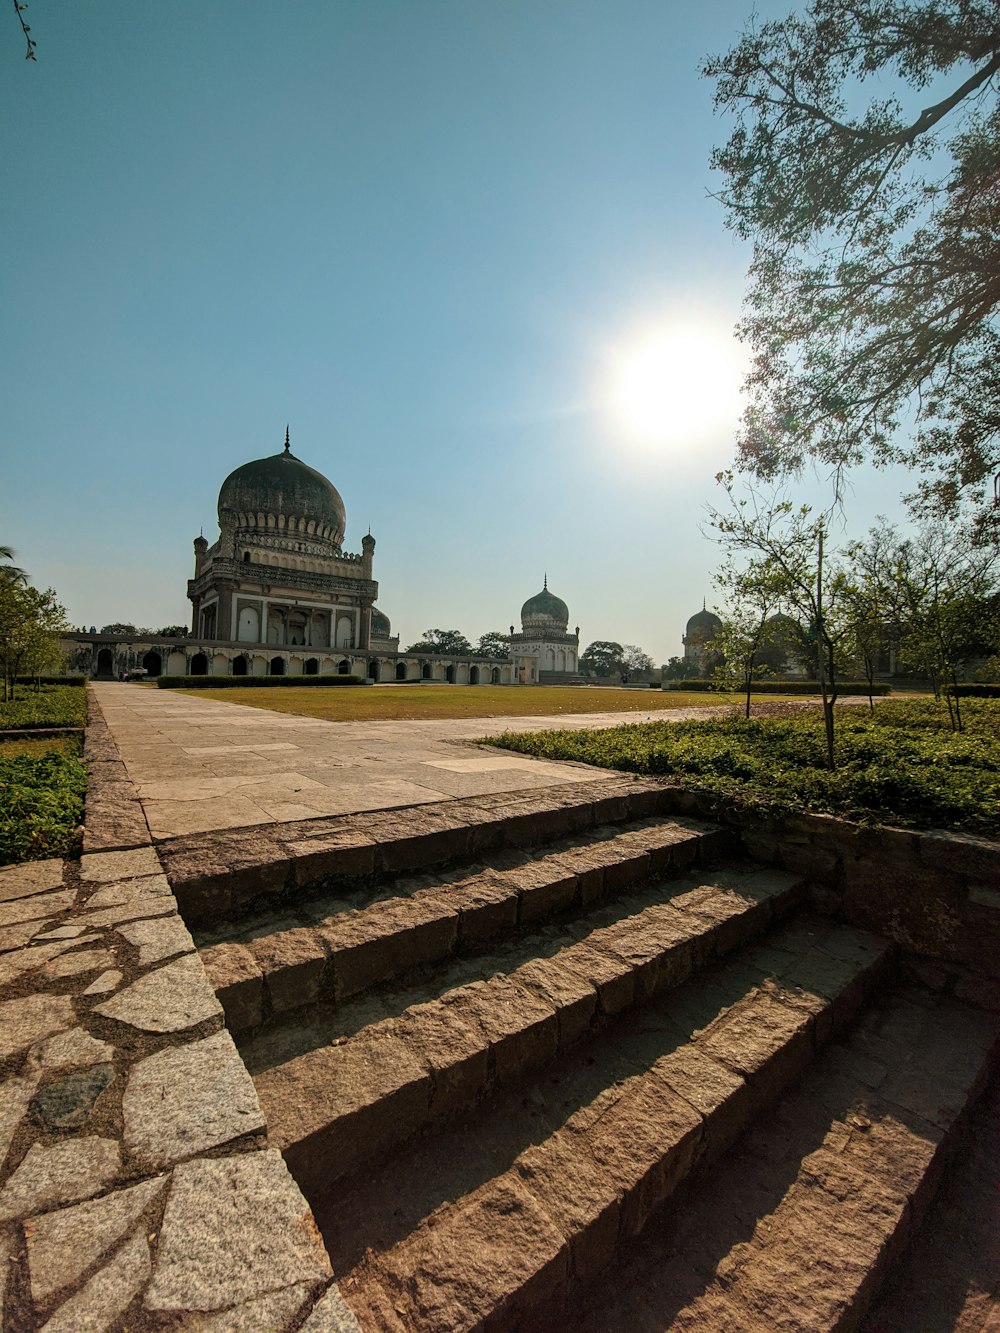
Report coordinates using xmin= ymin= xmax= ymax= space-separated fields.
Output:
xmin=90 ymin=681 xmax=723 ymax=841
xmin=0 ymin=835 xmax=359 ymax=1330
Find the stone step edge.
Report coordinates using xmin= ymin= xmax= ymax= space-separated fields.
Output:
xmin=259 ymin=867 xmax=808 ymax=1187
xmin=203 ymin=821 xmax=730 ymax=1035
xmin=559 ymin=992 xmax=1000 ymax=1333
xmin=158 ymin=778 xmax=682 ymax=926
xmin=342 ymin=923 xmax=896 ymax=1332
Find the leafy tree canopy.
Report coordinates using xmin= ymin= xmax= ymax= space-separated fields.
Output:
xmin=406 ymin=628 xmax=473 ymax=655
xmin=704 ymin=1 xmax=1000 ymax=531
xmin=100 ymin=623 xmax=138 ymax=636
xmin=621 ymin=645 xmax=655 ymax=676
xmin=580 ymin=641 xmax=625 ymax=677
xmin=476 ymin=631 xmax=511 ymax=658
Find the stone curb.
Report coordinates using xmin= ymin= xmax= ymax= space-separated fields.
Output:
xmin=0 ymin=686 xmax=359 ymax=1332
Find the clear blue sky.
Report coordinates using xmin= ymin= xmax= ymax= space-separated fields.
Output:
xmin=1 ymin=1 xmax=913 ymax=662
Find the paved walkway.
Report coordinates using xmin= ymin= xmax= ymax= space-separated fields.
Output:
xmin=91 ymin=683 xmax=725 ymax=841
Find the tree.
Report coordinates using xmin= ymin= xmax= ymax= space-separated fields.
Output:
xmin=621 ymin=645 xmax=655 ymax=680
xmin=709 ymin=474 xmax=855 ymax=767
xmin=711 ymin=556 xmax=788 ymax=717
xmin=871 ymin=517 xmax=998 ymax=729
xmin=0 ymin=583 xmax=68 ymax=700
xmin=158 ymin=625 xmax=188 ymax=637
xmin=475 ymin=631 xmax=511 ymax=658
xmin=579 ymin=641 xmax=625 ymax=678
xmin=12 ymin=2 xmax=37 ymax=61
xmin=0 ymin=546 xmax=27 ymax=586
xmin=100 ymin=623 xmax=138 ymax=636
xmin=405 ymin=628 xmax=473 ymax=655
xmin=705 ymin=3 xmax=1000 ymax=532
xmin=662 ymin=656 xmax=689 ymax=681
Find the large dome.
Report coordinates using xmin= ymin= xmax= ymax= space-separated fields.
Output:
xmin=686 ymin=605 xmax=723 ymax=635
xmin=520 ymin=577 xmax=569 ymax=632
xmin=217 ymin=433 xmax=346 ymax=547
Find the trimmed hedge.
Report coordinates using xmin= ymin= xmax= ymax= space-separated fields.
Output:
xmin=157 ymin=674 xmax=365 ymax=689
xmin=948 ymin=684 xmax=1000 ymax=698
xmin=14 ymin=676 xmax=86 ymax=687
xmin=663 ymin=679 xmax=891 ymax=696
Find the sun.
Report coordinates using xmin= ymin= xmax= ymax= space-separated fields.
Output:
xmin=604 ymin=318 xmax=746 ymax=451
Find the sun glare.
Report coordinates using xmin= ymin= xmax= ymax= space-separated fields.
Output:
xmin=604 ymin=319 xmax=746 ymax=453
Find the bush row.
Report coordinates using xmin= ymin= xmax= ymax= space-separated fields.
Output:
xmin=13 ymin=676 xmax=87 ymax=687
xmin=0 ymin=686 xmax=88 ymax=731
xmin=156 ymin=674 xmax=366 ymax=689
xmin=662 ymin=679 xmax=891 ymax=695
xmin=947 ymin=683 xmax=1000 ymax=697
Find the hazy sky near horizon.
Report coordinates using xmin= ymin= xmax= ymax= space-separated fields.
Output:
xmin=2 ymin=1 xmax=917 ymax=662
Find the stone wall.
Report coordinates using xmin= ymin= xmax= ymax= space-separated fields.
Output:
xmin=659 ymin=787 xmax=1000 ymax=994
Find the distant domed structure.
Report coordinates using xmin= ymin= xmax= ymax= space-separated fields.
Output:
xmin=511 ymin=575 xmax=580 ymax=684
xmin=186 ymin=427 xmax=378 ymax=665
xmin=683 ymin=600 xmax=724 ymax=674
xmin=520 ymin=577 xmax=570 ymax=633
xmin=217 ymin=428 xmax=346 ymax=551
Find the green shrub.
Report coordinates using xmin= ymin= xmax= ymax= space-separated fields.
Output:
xmin=485 ymin=699 xmax=1000 ymax=834
xmin=0 ymin=686 xmax=87 ymax=731
xmin=13 ymin=676 xmax=86 ymax=687
xmin=156 ymin=674 xmax=365 ymax=688
xmin=662 ymin=679 xmax=891 ymax=695
xmin=0 ymin=746 xmax=86 ymax=865
xmin=947 ymin=683 xmax=1000 ymax=698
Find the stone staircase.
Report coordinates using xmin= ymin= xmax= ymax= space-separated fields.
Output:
xmin=168 ymin=777 xmax=998 ymax=1332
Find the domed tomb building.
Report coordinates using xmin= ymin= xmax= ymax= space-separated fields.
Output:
xmin=682 ymin=602 xmax=724 ymax=675
xmin=510 ymin=577 xmax=581 ymax=684
xmin=186 ymin=429 xmax=379 ymax=675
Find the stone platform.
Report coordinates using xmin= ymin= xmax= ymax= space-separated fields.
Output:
xmin=0 ymin=684 xmax=995 ymax=1330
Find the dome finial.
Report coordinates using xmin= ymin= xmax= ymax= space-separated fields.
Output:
xmin=703 ymin=596 xmax=706 ymax=611
xmin=543 ymin=572 xmax=548 ymax=590
xmin=284 ymin=425 xmax=290 ymax=454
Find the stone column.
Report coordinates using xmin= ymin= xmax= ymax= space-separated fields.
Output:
xmin=216 ymin=581 xmax=237 ymax=645
xmin=359 ymin=599 xmax=373 ymax=651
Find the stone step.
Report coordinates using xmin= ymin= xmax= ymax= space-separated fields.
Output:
xmin=316 ymin=915 xmax=893 ymax=1331
xmin=250 ymin=866 xmax=808 ymax=1188
xmin=159 ymin=777 xmax=681 ymax=927
xmin=199 ymin=817 xmax=730 ymax=1034
xmin=565 ymin=986 xmax=998 ymax=1333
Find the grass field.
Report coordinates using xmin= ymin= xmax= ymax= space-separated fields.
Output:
xmin=174 ymin=683 xmax=784 ymax=722
xmin=486 ymin=698 xmax=1000 ymax=833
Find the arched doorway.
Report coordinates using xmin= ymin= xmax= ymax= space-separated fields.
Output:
xmin=232 ymin=655 xmax=248 ymax=676
xmin=469 ymin=665 xmax=480 ymax=685
xmin=269 ymin=656 xmax=285 ymax=676
xmin=395 ymin=661 xmax=407 ymax=681
xmin=304 ymin=658 xmax=319 ymax=675
xmin=445 ymin=664 xmax=455 ymax=684
xmin=142 ymin=650 xmax=162 ymax=677
xmin=338 ymin=659 xmax=350 ymax=675
xmin=491 ymin=667 xmax=501 ymax=684
xmin=96 ymin=648 xmax=114 ymax=677
xmin=367 ymin=659 xmax=380 ymax=681
xmin=421 ymin=662 xmax=432 ymax=680
xmin=190 ymin=653 xmax=208 ymax=676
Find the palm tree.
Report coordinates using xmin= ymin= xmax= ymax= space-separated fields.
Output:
xmin=0 ymin=546 xmax=27 ymax=584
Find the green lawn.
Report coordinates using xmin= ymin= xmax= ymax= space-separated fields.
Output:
xmin=176 ymin=682 xmax=773 ymax=722
xmin=0 ymin=684 xmax=87 ymax=731
xmin=0 ymin=735 xmax=86 ymax=866
xmin=485 ymin=698 xmax=1000 ymax=834
xmin=0 ymin=687 xmax=88 ymax=865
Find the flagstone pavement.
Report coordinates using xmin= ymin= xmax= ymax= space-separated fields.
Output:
xmin=90 ymin=683 xmax=727 ymax=841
